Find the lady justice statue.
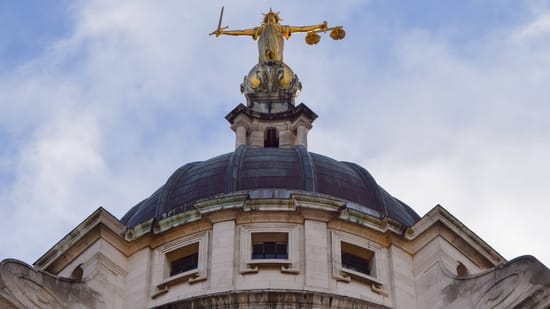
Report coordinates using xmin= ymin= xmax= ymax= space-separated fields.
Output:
xmin=210 ymin=8 xmax=345 ymax=63
xmin=210 ymin=8 xmax=345 ymax=109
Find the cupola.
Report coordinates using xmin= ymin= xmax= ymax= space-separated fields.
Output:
xmin=211 ymin=9 xmax=345 ymax=149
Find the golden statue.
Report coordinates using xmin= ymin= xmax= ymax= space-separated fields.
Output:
xmin=210 ymin=8 xmax=345 ymax=63
xmin=210 ymin=8 xmax=345 ymax=108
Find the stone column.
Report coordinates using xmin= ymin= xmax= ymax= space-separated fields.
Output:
xmin=279 ymin=128 xmax=291 ymax=148
xmin=249 ymin=130 xmax=264 ymax=147
xmin=388 ymin=246 xmax=417 ymax=309
xmin=296 ymin=125 xmax=308 ymax=148
xmin=210 ymin=221 xmax=235 ymax=291
xmin=304 ymin=220 xmax=329 ymax=289
xmin=235 ymin=126 xmax=247 ymax=148
xmin=124 ymin=248 xmax=152 ymax=308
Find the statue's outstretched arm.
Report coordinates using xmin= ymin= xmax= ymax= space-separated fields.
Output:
xmin=287 ymin=21 xmax=328 ymax=34
xmin=212 ymin=27 xmax=256 ymax=37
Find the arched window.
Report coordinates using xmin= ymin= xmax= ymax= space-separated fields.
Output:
xmin=456 ymin=261 xmax=469 ymax=276
xmin=264 ymin=127 xmax=279 ymax=148
xmin=71 ymin=264 xmax=84 ymax=281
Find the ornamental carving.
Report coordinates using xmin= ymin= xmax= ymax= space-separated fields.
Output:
xmin=240 ymin=62 xmax=301 ymax=96
xmin=0 ymin=259 xmax=101 ymax=309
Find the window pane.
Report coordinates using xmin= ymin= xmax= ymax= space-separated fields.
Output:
xmin=342 ymin=252 xmax=370 ymax=275
xmin=170 ymin=252 xmax=199 ymax=276
xmin=252 ymin=244 xmax=264 ymax=259
xmin=276 ymin=243 xmax=288 ymax=259
xmin=252 ymin=242 xmax=288 ymax=260
xmin=264 ymin=242 xmax=277 ymax=259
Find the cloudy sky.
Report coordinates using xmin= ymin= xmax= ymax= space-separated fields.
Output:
xmin=1 ymin=0 xmax=549 ymax=268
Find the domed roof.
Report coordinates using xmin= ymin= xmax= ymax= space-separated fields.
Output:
xmin=121 ymin=146 xmax=420 ymax=228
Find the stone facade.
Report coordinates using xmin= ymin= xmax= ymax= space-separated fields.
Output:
xmin=2 ymin=197 xmax=549 ymax=308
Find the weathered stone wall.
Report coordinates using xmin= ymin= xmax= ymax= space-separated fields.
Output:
xmin=9 ymin=204 xmax=548 ymax=309
xmin=152 ymin=290 xmax=389 ymax=309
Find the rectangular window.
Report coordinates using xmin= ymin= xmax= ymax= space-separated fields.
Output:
xmin=153 ymin=231 xmax=209 ymax=297
xmin=264 ymin=127 xmax=279 ymax=148
xmin=330 ymin=231 xmax=385 ymax=294
xmin=341 ymin=242 xmax=373 ymax=276
xmin=251 ymin=232 xmax=288 ymax=260
xmin=239 ymin=225 xmax=301 ymax=275
xmin=166 ymin=242 xmax=199 ymax=277
xmin=170 ymin=252 xmax=198 ymax=276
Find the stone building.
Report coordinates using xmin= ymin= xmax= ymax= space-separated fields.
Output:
xmin=1 ymin=10 xmax=549 ymax=309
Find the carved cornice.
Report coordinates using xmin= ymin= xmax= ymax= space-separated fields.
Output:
xmin=406 ymin=205 xmax=505 ymax=266
xmin=34 ymin=207 xmax=128 ymax=272
xmin=225 ymin=102 xmax=317 ymax=124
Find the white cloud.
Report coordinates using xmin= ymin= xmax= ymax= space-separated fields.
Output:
xmin=0 ymin=1 xmax=549 ymax=268
xmin=514 ymin=11 xmax=550 ymax=39
xmin=311 ymin=9 xmax=550 ymax=265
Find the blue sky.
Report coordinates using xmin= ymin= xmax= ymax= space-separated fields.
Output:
xmin=1 ymin=1 xmax=549 ymax=268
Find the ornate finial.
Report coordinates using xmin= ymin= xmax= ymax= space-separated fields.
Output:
xmin=210 ymin=8 xmax=345 ymax=110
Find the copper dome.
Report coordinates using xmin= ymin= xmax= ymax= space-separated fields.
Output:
xmin=121 ymin=146 xmax=420 ymax=227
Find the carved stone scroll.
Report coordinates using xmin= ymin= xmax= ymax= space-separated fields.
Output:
xmin=0 ymin=259 xmax=102 ymax=309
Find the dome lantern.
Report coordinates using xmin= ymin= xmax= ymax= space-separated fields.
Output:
xmin=210 ymin=8 xmax=344 ymax=149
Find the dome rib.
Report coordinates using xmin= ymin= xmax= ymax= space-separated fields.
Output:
xmin=295 ymin=145 xmax=316 ymax=192
xmin=155 ymin=162 xmax=199 ymax=218
xmin=225 ymin=145 xmax=248 ymax=193
xmin=342 ymin=161 xmax=388 ymax=216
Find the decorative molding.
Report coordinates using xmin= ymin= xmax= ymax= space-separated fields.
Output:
xmin=194 ymin=194 xmax=248 ymax=214
xmin=83 ymin=252 xmax=128 ymax=280
xmin=35 ymin=207 xmax=126 ymax=270
xmin=408 ymin=205 xmax=505 ymax=266
xmin=292 ymin=193 xmax=345 ymax=212
xmin=338 ymin=207 xmax=404 ymax=235
xmin=244 ymin=198 xmax=296 ymax=212
xmin=124 ymin=190 xmax=411 ymax=240
xmin=152 ymin=289 xmax=389 ymax=309
xmin=238 ymin=223 xmax=302 ymax=275
xmin=154 ymin=210 xmax=202 ymax=234
xmin=330 ymin=230 xmax=387 ymax=295
xmin=152 ymin=231 xmax=209 ymax=297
